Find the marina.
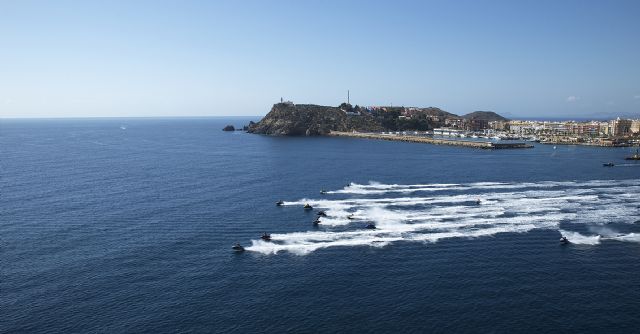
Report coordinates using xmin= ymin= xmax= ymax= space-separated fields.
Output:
xmin=329 ymin=131 xmax=534 ymax=149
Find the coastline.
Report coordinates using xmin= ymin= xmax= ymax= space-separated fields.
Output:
xmin=538 ymin=141 xmax=637 ymax=147
xmin=328 ymin=131 xmax=533 ymax=149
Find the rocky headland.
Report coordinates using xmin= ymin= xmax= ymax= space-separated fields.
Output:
xmin=247 ymin=102 xmax=508 ymax=136
xmin=247 ymin=103 xmax=384 ymax=136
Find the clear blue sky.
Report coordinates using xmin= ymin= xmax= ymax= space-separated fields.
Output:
xmin=1 ymin=0 xmax=639 ymax=118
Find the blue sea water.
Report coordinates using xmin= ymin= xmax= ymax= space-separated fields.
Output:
xmin=2 ymin=117 xmax=639 ymax=333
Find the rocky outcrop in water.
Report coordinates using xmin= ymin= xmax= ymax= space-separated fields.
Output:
xmin=222 ymin=125 xmax=235 ymax=131
xmin=242 ymin=121 xmax=255 ymax=131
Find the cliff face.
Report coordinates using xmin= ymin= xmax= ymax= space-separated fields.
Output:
xmin=248 ymin=103 xmax=384 ymax=136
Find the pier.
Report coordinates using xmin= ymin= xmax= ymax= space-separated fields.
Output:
xmin=328 ymin=131 xmax=534 ymax=149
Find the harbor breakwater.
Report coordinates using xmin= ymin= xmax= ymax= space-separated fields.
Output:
xmin=328 ymin=131 xmax=534 ymax=149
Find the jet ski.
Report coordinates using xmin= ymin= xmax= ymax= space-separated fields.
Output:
xmin=260 ymin=233 xmax=271 ymax=241
xmin=276 ymin=200 xmax=284 ymax=206
xmin=347 ymin=214 xmax=355 ymax=220
xmin=320 ymin=189 xmax=327 ymax=194
xmin=232 ymin=243 xmax=245 ymax=252
xmin=313 ymin=217 xmax=321 ymax=225
xmin=303 ymin=203 xmax=313 ymax=210
xmin=559 ymin=236 xmax=570 ymax=244
xmin=603 ymin=162 xmax=615 ymax=167
xmin=365 ymin=223 xmax=376 ymax=229
xmin=316 ymin=211 xmax=327 ymax=217
xmin=476 ymin=199 xmax=481 ymax=205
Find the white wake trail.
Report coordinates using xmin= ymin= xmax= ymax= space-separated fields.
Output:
xmin=246 ymin=179 xmax=640 ymax=255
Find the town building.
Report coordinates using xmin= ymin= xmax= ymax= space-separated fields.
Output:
xmin=610 ymin=118 xmax=633 ymax=136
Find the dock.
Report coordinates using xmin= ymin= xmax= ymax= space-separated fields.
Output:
xmin=328 ymin=131 xmax=534 ymax=149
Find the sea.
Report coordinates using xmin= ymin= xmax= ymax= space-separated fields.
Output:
xmin=2 ymin=117 xmax=639 ymax=333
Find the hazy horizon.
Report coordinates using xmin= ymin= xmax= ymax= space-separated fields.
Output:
xmin=2 ymin=113 xmax=635 ymax=123
xmin=2 ymin=0 xmax=640 ymax=118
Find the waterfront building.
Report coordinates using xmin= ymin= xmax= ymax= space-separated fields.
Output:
xmin=631 ymin=120 xmax=640 ymax=134
xmin=489 ymin=121 xmax=508 ymax=131
xmin=464 ymin=119 xmax=489 ymax=131
xmin=444 ymin=118 xmax=463 ymax=128
xmin=610 ymin=118 xmax=633 ymax=137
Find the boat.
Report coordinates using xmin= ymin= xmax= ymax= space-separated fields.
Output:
xmin=260 ymin=233 xmax=271 ymax=241
xmin=365 ymin=223 xmax=376 ymax=229
xmin=603 ymin=162 xmax=615 ymax=167
xmin=559 ymin=236 xmax=569 ymax=244
xmin=303 ymin=203 xmax=313 ymax=210
xmin=346 ymin=214 xmax=355 ymax=220
xmin=232 ymin=243 xmax=245 ymax=252
xmin=313 ymin=217 xmax=321 ymax=225
xmin=320 ymin=189 xmax=327 ymax=194
xmin=317 ymin=211 xmax=327 ymax=217
xmin=625 ymin=149 xmax=640 ymax=160
xmin=276 ymin=200 xmax=284 ymax=206
xmin=476 ymin=199 xmax=481 ymax=205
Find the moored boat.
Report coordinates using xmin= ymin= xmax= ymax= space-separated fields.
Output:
xmin=625 ymin=149 xmax=640 ymax=160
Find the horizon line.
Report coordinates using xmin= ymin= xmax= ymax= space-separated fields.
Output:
xmin=0 ymin=115 xmax=262 ymax=120
xmin=2 ymin=114 xmax=639 ymax=121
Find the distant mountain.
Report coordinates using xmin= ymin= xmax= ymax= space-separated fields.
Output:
xmin=462 ymin=111 xmax=509 ymax=122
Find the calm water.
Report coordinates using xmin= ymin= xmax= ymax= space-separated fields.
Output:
xmin=2 ymin=118 xmax=639 ymax=333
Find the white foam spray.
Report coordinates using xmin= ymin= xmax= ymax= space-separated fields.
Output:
xmin=246 ymin=179 xmax=640 ymax=255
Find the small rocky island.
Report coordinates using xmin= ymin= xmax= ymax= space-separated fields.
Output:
xmin=222 ymin=125 xmax=235 ymax=131
xmin=247 ymin=102 xmax=508 ymax=136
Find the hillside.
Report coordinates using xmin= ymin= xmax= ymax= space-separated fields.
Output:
xmin=247 ymin=103 xmax=384 ymax=136
xmin=462 ymin=111 xmax=509 ymax=122
xmin=248 ymin=103 xmax=509 ymax=136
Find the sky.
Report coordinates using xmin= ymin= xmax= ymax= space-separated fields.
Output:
xmin=1 ymin=0 xmax=639 ymax=118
